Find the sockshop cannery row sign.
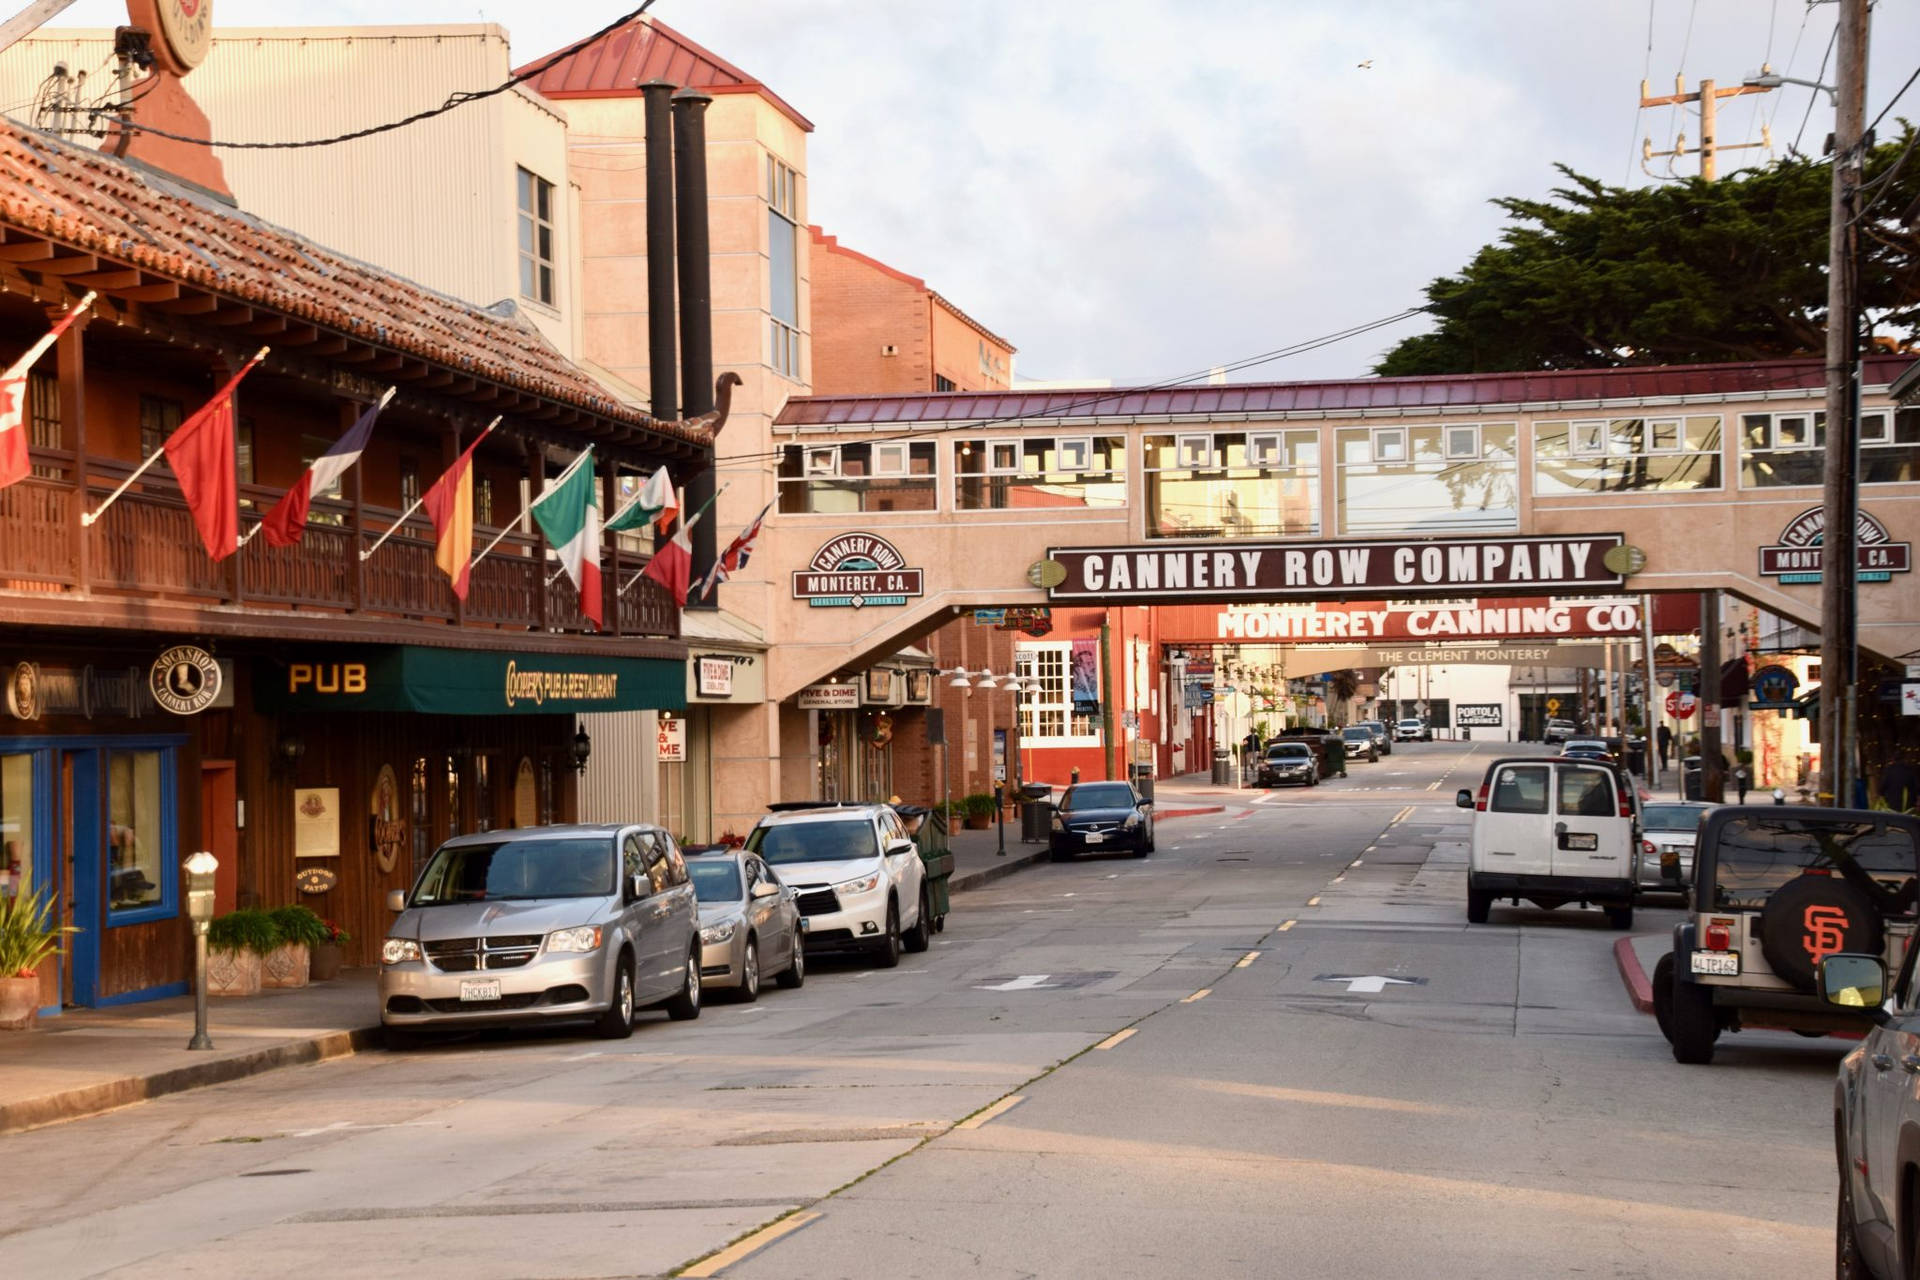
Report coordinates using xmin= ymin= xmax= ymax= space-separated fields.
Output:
xmin=1045 ymin=534 xmax=1626 ymax=603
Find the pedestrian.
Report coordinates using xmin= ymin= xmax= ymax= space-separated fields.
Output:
xmin=1656 ymin=723 xmax=1673 ymax=769
xmin=1881 ymin=757 xmax=1919 ymax=813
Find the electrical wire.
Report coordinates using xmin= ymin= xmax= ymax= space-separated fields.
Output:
xmin=1791 ymin=18 xmax=1838 ymax=157
xmin=1866 ymin=62 xmax=1920 ymax=137
xmin=1627 ymin=0 xmax=1658 ymax=183
xmin=1767 ymin=2 xmax=1812 ymax=132
xmin=80 ymin=2 xmax=656 ymax=149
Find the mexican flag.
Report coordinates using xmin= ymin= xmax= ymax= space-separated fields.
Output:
xmin=530 ymin=448 xmax=603 ymax=629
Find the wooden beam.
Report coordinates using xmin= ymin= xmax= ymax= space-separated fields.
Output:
xmin=279 ymin=324 xmax=320 ymax=346
xmin=308 ymin=336 xmax=349 ymax=356
xmin=368 ymin=354 xmax=405 ymax=372
xmin=69 ymin=268 xmax=141 ymax=290
xmin=420 ymin=370 xmax=455 ymax=389
xmin=209 ymin=306 xmax=256 ymax=327
xmin=119 ymin=281 xmax=181 ymax=303
xmin=155 ymin=294 xmax=221 ymax=315
xmin=0 ymin=240 xmax=54 ymax=262
xmin=35 ymin=254 xmax=99 ymax=276
xmin=243 ymin=315 xmax=290 ymax=336
xmin=334 ymin=345 xmax=377 ymax=364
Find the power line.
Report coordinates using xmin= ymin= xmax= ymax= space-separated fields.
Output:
xmin=1866 ymin=61 xmax=1920 ymax=136
xmin=80 ymin=2 xmax=655 ymax=149
xmin=1791 ymin=18 xmax=1839 ymax=156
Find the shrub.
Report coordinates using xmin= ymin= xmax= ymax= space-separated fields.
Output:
xmin=207 ymin=908 xmax=283 ymax=956
xmin=962 ymin=793 xmax=997 ymax=819
xmin=268 ymin=905 xmax=329 ymax=947
xmin=0 ymin=890 xmax=78 ymax=979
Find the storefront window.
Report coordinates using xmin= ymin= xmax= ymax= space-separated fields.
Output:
xmin=107 ymin=750 xmax=163 ymax=914
xmin=1 ymin=754 xmax=33 ymax=901
xmin=539 ymin=760 xmax=554 ymax=827
xmin=1142 ymin=430 xmax=1317 ymax=537
xmin=410 ymin=757 xmax=430 ymax=881
xmin=473 ymin=755 xmax=492 ymax=833
xmin=445 ymin=757 xmax=461 ymax=840
xmin=1014 ymin=645 xmax=1099 ymax=745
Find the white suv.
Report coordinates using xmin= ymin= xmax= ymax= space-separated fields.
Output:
xmin=744 ymin=805 xmax=929 ymax=968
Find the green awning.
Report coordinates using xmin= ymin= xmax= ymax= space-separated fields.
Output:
xmin=258 ymin=647 xmax=685 ymax=716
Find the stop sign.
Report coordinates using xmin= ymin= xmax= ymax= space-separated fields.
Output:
xmin=1665 ymin=690 xmax=1698 ymax=719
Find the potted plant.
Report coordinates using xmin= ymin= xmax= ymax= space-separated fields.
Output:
xmin=206 ymin=908 xmax=282 ymax=997
xmin=263 ymin=905 xmax=328 ymax=988
xmin=310 ymin=918 xmax=350 ymax=982
xmin=962 ymin=793 xmax=997 ymax=830
xmin=0 ymin=891 xmax=77 ymax=1030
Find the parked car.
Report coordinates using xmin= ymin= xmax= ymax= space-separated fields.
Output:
xmin=1561 ymin=738 xmax=1618 ymax=764
xmin=685 ymin=848 xmax=805 ymax=1001
xmin=744 ymin=804 xmax=929 ymax=968
xmin=1050 ymin=781 xmax=1154 ymax=858
xmin=1340 ymin=726 xmax=1379 ymax=764
xmin=1654 ymin=807 xmax=1919 ymax=1066
xmin=1636 ymin=801 xmax=1716 ymax=894
xmin=1457 ymin=757 xmax=1640 ymax=928
xmin=1394 ymin=718 xmax=1432 ymax=743
xmin=1276 ymin=726 xmax=1340 ymax=773
xmin=1543 ymin=718 xmax=1579 ymax=745
xmin=1358 ymin=720 xmax=1392 ymax=755
xmin=379 ymin=824 xmax=702 ymax=1043
xmin=1257 ymin=741 xmax=1320 ymax=788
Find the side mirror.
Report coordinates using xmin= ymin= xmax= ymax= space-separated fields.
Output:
xmin=629 ymin=872 xmax=650 ymax=901
xmin=386 ymin=888 xmax=407 ymax=912
xmin=1819 ymin=954 xmax=1889 ymax=1021
xmin=751 ymin=880 xmax=780 ymax=900
xmin=886 ymin=839 xmax=915 ymax=856
xmin=1455 ymin=789 xmax=1474 ymax=810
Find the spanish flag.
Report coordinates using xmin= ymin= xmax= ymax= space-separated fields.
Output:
xmin=421 ymin=423 xmax=494 ymax=599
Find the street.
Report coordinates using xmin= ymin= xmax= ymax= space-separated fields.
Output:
xmin=0 ymin=741 xmax=1839 ymax=1279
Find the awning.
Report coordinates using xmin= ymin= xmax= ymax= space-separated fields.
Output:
xmin=257 ymin=647 xmax=685 ymax=716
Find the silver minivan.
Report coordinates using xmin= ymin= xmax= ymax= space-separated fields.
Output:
xmin=379 ymin=824 xmax=701 ymax=1042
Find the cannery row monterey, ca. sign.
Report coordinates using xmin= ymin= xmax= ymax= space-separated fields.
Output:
xmin=1045 ymin=534 xmax=1625 ymax=602
xmin=793 ymin=533 xmax=925 ymax=608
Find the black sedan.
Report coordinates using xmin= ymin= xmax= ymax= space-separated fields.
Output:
xmin=1257 ymin=742 xmax=1319 ymax=788
xmin=1049 ymin=782 xmax=1153 ymax=859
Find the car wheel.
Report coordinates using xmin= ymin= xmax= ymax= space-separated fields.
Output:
xmin=902 ymin=890 xmax=932 ymax=953
xmin=1652 ymin=954 xmax=1675 ymax=1039
xmin=1666 ymin=960 xmax=1718 ymax=1064
xmin=1605 ymin=905 xmax=1634 ymax=930
xmin=873 ymin=902 xmax=902 ymax=969
xmin=665 ymin=946 xmax=702 ymax=1021
xmin=594 ymin=953 xmax=637 ymax=1039
xmin=737 ymin=937 xmax=761 ymax=1003
xmin=1142 ymin=824 xmax=1155 ymax=855
xmin=1467 ymin=888 xmax=1491 ymax=925
xmin=775 ymin=937 xmax=805 ymax=989
xmin=1838 ymin=1163 xmax=1871 ymax=1280
xmin=1049 ymin=842 xmax=1072 ymax=862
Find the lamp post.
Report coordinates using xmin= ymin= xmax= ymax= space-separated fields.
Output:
xmin=184 ymin=850 xmax=218 ymax=1051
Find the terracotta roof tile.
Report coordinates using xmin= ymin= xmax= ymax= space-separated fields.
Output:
xmin=0 ymin=122 xmax=713 ymax=450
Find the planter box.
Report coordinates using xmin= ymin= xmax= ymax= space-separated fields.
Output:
xmin=963 ymin=813 xmax=992 ymax=830
xmin=207 ymin=948 xmax=263 ymax=997
xmin=0 ymin=974 xmax=39 ymax=1030
xmin=261 ymin=943 xmax=311 ymax=989
xmin=309 ymin=941 xmax=344 ymax=982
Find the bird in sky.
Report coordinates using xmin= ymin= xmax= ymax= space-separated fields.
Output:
xmin=1357 ymin=59 xmax=1373 ymax=69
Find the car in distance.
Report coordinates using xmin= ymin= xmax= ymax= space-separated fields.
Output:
xmin=1340 ymin=726 xmax=1379 ymax=764
xmin=1543 ymin=717 xmax=1579 ymax=745
xmin=744 ymin=804 xmax=929 ymax=968
xmin=1394 ymin=718 xmax=1433 ymax=743
xmin=686 ymin=848 xmax=805 ymax=1001
xmin=1358 ymin=720 xmax=1392 ymax=755
xmin=1636 ymin=800 xmax=1716 ymax=895
xmin=1561 ymin=738 xmax=1618 ymax=764
xmin=1457 ymin=757 xmax=1640 ymax=929
xmin=1051 ymin=781 xmax=1154 ymax=858
xmin=1256 ymin=741 xmax=1319 ymax=788
xmin=380 ymin=824 xmax=702 ymax=1043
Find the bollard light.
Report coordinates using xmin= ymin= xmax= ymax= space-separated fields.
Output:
xmin=1773 ymin=787 xmax=1787 ymax=806
xmin=184 ymin=850 xmax=218 ymax=1050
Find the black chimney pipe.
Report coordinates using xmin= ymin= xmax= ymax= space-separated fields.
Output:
xmin=641 ymin=80 xmax=678 ymax=424
xmin=672 ymin=87 xmax=717 ymax=606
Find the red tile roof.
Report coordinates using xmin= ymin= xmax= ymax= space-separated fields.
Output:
xmin=518 ymin=16 xmax=814 ymax=132
xmin=775 ymin=355 xmax=1911 ymax=428
xmin=0 ymin=122 xmax=711 ymax=449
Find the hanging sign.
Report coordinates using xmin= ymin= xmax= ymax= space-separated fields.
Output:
xmin=1749 ymin=665 xmax=1802 ymax=710
xmin=1758 ymin=507 xmax=1911 ymax=584
xmin=657 ymin=717 xmax=687 ymax=763
xmin=792 ymin=533 xmax=925 ymax=608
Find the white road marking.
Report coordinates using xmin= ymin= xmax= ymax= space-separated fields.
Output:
xmin=978 ymin=974 xmax=1058 ymax=991
xmin=285 ymin=1120 xmax=439 ymax=1139
xmin=1319 ymin=975 xmax=1419 ymax=994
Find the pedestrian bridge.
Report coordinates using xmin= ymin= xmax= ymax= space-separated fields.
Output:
xmin=760 ymin=355 xmax=1919 ymax=700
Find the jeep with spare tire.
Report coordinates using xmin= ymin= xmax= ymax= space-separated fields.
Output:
xmin=1654 ymin=806 xmax=1920 ymax=1066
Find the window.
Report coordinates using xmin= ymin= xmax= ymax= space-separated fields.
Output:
xmin=1533 ymin=416 xmax=1722 ymax=495
xmin=107 ymin=750 xmax=165 ymax=915
xmin=1 ymin=753 xmax=35 ymax=903
xmin=237 ymin=419 xmax=256 ymax=485
xmin=1490 ymin=765 xmax=1549 ymax=814
xmin=955 ymin=436 xmax=1128 ymax=512
xmin=293 ymin=433 xmax=344 ymax=525
xmin=517 ymin=167 xmax=556 ymax=306
xmin=768 ymin=155 xmax=801 ymax=380
xmin=445 ymin=756 xmax=460 ymax=841
xmin=1444 ymin=425 xmax=1479 ymax=460
xmin=400 ymin=458 xmax=421 ymax=509
xmin=805 ymin=446 xmax=838 ymax=476
xmin=26 ymin=371 xmax=59 ymax=478
xmin=139 ymin=395 xmax=182 ymax=460
xmin=476 ymin=477 xmax=495 ymax=527
xmin=1335 ymin=422 xmax=1518 ymax=535
xmin=1372 ymin=428 xmax=1407 ymax=464
xmin=935 ymin=375 xmax=957 ymax=392
xmin=1145 ymin=429 xmax=1320 ymax=538
xmin=873 ymin=443 xmax=909 ymax=475
xmin=1056 ymin=437 xmax=1092 ymax=473
xmin=1557 ymin=767 xmax=1614 ymax=817
xmin=473 ymin=755 xmax=492 ymax=833
xmin=1177 ymin=434 xmax=1213 ymax=469
xmin=1741 ymin=408 xmax=1918 ymax=486
xmin=777 ymin=441 xmax=937 ymax=514
xmin=411 ymin=757 xmax=430 ymax=882
xmin=1014 ymin=644 xmax=1098 ymax=744
xmin=1247 ymin=432 xmax=1282 ymax=469
xmin=623 ymin=833 xmax=646 ymax=892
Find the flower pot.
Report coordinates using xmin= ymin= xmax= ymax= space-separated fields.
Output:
xmin=207 ymin=948 xmax=262 ymax=997
xmin=963 ymin=813 xmax=991 ymax=830
xmin=309 ymin=941 xmax=344 ymax=982
xmin=261 ymin=942 xmax=311 ymax=989
xmin=0 ymin=974 xmax=40 ymax=1030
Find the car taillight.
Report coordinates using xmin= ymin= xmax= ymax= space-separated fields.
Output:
xmin=1642 ymin=839 xmax=1657 ymax=858
xmin=1704 ymin=922 xmax=1733 ymax=951
xmin=1617 ymin=787 xmax=1635 ymax=819
xmin=1475 ymin=783 xmax=1489 ymax=813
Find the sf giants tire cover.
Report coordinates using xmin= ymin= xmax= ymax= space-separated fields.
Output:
xmin=1757 ymin=875 xmax=1883 ymax=993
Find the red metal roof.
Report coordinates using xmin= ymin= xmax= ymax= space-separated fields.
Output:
xmin=775 ymin=355 xmax=1911 ymax=428
xmin=518 ymin=16 xmax=814 ymax=132
xmin=0 ymin=122 xmax=710 ymax=449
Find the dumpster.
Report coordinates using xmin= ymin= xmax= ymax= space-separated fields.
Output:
xmin=893 ymin=804 xmax=951 ymax=932
xmin=1019 ymin=783 xmax=1053 ymax=844
xmin=1129 ymin=763 xmax=1155 ymax=802
xmin=1681 ymin=755 xmax=1703 ymax=801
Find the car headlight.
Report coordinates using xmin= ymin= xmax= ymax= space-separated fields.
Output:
xmin=381 ymin=938 xmax=421 ymax=965
xmin=545 ymin=926 xmax=603 ymax=953
xmin=835 ymin=871 xmax=882 ymax=895
xmin=1122 ymin=812 xmax=1141 ymax=829
xmin=1051 ymin=815 xmax=1065 ymax=831
xmin=700 ymin=921 xmax=738 ymax=945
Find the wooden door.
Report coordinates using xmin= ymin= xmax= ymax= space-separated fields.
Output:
xmin=199 ymin=762 xmax=237 ymax=915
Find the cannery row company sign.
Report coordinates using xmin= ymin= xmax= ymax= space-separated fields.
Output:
xmin=1046 ymin=534 xmax=1625 ymax=602
xmin=1758 ymin=507 xmax=1910 ymax=585
xmin=1211 ymin=598 xmax=1643 ymax=642
xmin=793 ymin=533 xmax=925 ymax=608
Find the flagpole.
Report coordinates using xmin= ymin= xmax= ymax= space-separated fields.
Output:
xmin=248 ymin=385 xmax=396 ymax=552
xmin=621 ymin=481 xmax=729 ymax=595
xmin=82 ymin=345 xmax=268 ymax=528
xmin=361 ymin=414 xmax=497 ymax=561
xmin=4 ymin=291 xmax=96 ymax=383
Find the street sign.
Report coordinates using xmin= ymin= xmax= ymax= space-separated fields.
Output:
xmin=1545 ymin=697 xmax=1561 ymax=715
xmin=1904 ymin=684 xmax=1920 ymax=717
xmin=1666 ymin=690 xmax=1698 ymax=719
xmin=1656 ymin=671 xmax=1675 ymax=688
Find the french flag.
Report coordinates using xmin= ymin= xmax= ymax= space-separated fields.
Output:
xmin=260 ymin=393 xmax=388 ymax=547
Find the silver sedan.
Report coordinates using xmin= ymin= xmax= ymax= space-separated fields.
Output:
xmin=687 ymin=849 xmax=805 ymax=1001
xmin=1636 ymin=801 xmax=1717 ymax=893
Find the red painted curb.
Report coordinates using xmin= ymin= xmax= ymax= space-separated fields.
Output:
xmin=1157 ymin=806 xmax=1227 ymax=822
xmin=1614 ymin=936 xmax=1655 ymax=1015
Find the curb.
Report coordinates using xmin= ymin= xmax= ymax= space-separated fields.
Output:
xmin=1158 ymin=806 xmax=1226 ymax=821
xmin=1613 ymin=936 xmax=1655 ymax=1014
xmin=948 ymin=848 xmax=1049 ymax=894
xmin=0 ymin=1024 xmax=384 ymax=1136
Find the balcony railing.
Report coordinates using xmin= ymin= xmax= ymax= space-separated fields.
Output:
xmin=0 ymin=457 xmax=678 ymax=640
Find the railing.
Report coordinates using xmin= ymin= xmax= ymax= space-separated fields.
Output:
xmin=0 ymin=459 xmax=679 ymax=640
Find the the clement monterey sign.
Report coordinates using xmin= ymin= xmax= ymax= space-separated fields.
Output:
xmin=793 ymin=533 xmax=925 ymax=608
xmin=1046 ymin=534 xmax=1626 ymax=602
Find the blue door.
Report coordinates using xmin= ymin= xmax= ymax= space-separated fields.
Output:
xmin=66 ymin=749 xmax=102 ymax=1008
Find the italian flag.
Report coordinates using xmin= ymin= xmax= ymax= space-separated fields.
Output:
xmin=530 ymin=448 xmax=603 ymax=629
xmin=605 ymin=465 xmax=676 ymax=534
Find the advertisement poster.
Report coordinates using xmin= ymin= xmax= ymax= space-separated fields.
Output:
xmin=1070 ymin=639 xmax=1099 ymax=716
xmin=293 ymin=788 xmax=340 ymax=859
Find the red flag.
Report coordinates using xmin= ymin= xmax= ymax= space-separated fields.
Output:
xmin=639 ymin=518 xmax=693 ymax=608
xmin=163 ymin=358 xmax=263 ymax=562
xmin=421 ymin=423 xmax=494 ymax=599
xmin=0 ymin=295 xmax=96 ymax=491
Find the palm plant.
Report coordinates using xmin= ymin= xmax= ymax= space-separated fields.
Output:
xmin=0 ymin=890 xmax=79 ymax=978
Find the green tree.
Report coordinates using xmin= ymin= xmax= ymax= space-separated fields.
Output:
xmin=1376 ymin=132 xmax=1920 ymax=376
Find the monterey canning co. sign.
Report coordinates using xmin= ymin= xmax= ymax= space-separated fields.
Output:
xmin=1046 ymin=534 xmax=1625 ymax=603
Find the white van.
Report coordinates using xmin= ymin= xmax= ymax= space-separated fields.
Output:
xmin=1456 ymin=757 xmax=1640 ymax=929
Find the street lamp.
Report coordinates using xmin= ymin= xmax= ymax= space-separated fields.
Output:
xmin=184 ymin=851 xmax=218 ymax=1051
xmin=571 ymin=724 xmax=593 ymax=775
xmin=1743 ymin=70 xmax=1836 ymax=103
xmin=942 ymin=667 xmax=972 ymax=688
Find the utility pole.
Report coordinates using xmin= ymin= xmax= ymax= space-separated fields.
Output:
xmin=1821 ymin=0 xmax=1871 ymax=808
xmin=1640 ymin=75 xmax=1773 ymax=179
xmin=1699 ymin=591 xmax=1725 ymax=803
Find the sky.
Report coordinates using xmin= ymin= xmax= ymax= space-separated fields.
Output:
xmin=34 ymin=1 xmax=1920 ymax=387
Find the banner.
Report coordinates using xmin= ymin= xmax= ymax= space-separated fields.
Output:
xmin=1070 ymin=638 xmax=1099 ymax=716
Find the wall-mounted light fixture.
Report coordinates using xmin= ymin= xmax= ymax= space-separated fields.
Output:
xmin=572 ymin=723 xmax=593 ymax=775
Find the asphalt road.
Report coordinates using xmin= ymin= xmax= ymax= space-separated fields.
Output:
xmin=0 ymin=742 xmax=1842 ymax=1278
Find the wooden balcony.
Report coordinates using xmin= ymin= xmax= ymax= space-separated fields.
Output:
xmin=0 ymin=456 xmax=679 ymax=649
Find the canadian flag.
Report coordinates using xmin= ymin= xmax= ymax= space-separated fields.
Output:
xmin=0 ymin=294 xmax=95 ymax=491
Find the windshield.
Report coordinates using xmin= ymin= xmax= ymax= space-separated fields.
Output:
xmin=1266 ymin=745 xmax=1311 ymax=759
xmin=1398 ymin=720 xmax=1421 ymax=729
xmin=411 ymin=837 xmax=612 ymax=905
xmin=1711 ymin=816 xmax=1917 ymax=913
xmin=1644 ymin=804 xmax=1707 ymax=832
xmin=1342 ymin=728 xmax=1371 ymax=741
xmin=1063 ymin=783 xmax=1136 ymax=811
xmin=687 ymin=860 xmax=744 ymax=903
xmin=746 ymin=819 xmax=879 ymax=865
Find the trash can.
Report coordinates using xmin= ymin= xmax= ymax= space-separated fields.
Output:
xmin=1461 ymin=727 xmax=1471 ymax=741
xmin=894 ymin=805 xmax=952 ymax=931
xmin=1624 ymin=737 xmax=1646 ymax=775
xmin=1019 ymin=783 xmax=1053 ymax=844
xmin=1211 ymin=746 xmax=1234 ymax=785
xmin=1682 ymin=755 xmax=1703 ymax=801
xmin=1129 ymin=763 xmax=1155 ymax=802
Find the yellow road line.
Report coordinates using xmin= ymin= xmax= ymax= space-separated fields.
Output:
xmin=1331 ymin=875 xmax=1345 ymax=883
xmin=1278 ymin=919 xmax=1297 ymax=931
xmin=1236 ymin=951 xmax=1260 ymax=968
xmin=681 ymin=1211 xmax=822 ymax=1277
xmin=1094 ymin=1027 xmax=1137 ymax=1050
xmin=1307 ymin=895 xmax=1321 ymax=907
xmin=956 ymin=1095 xmax=1026 ymax=1130
xmin=1183 ymin=987 xmax=1213 ymax=1003
xmin=1391 ymin=805 xmax=1414 ymax=824
xmin=1352 ymin=859 xmax=1363 ymax=867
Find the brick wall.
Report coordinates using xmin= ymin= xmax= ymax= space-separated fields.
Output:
xmin=809 ymin=228 xmax=933 ymax=395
